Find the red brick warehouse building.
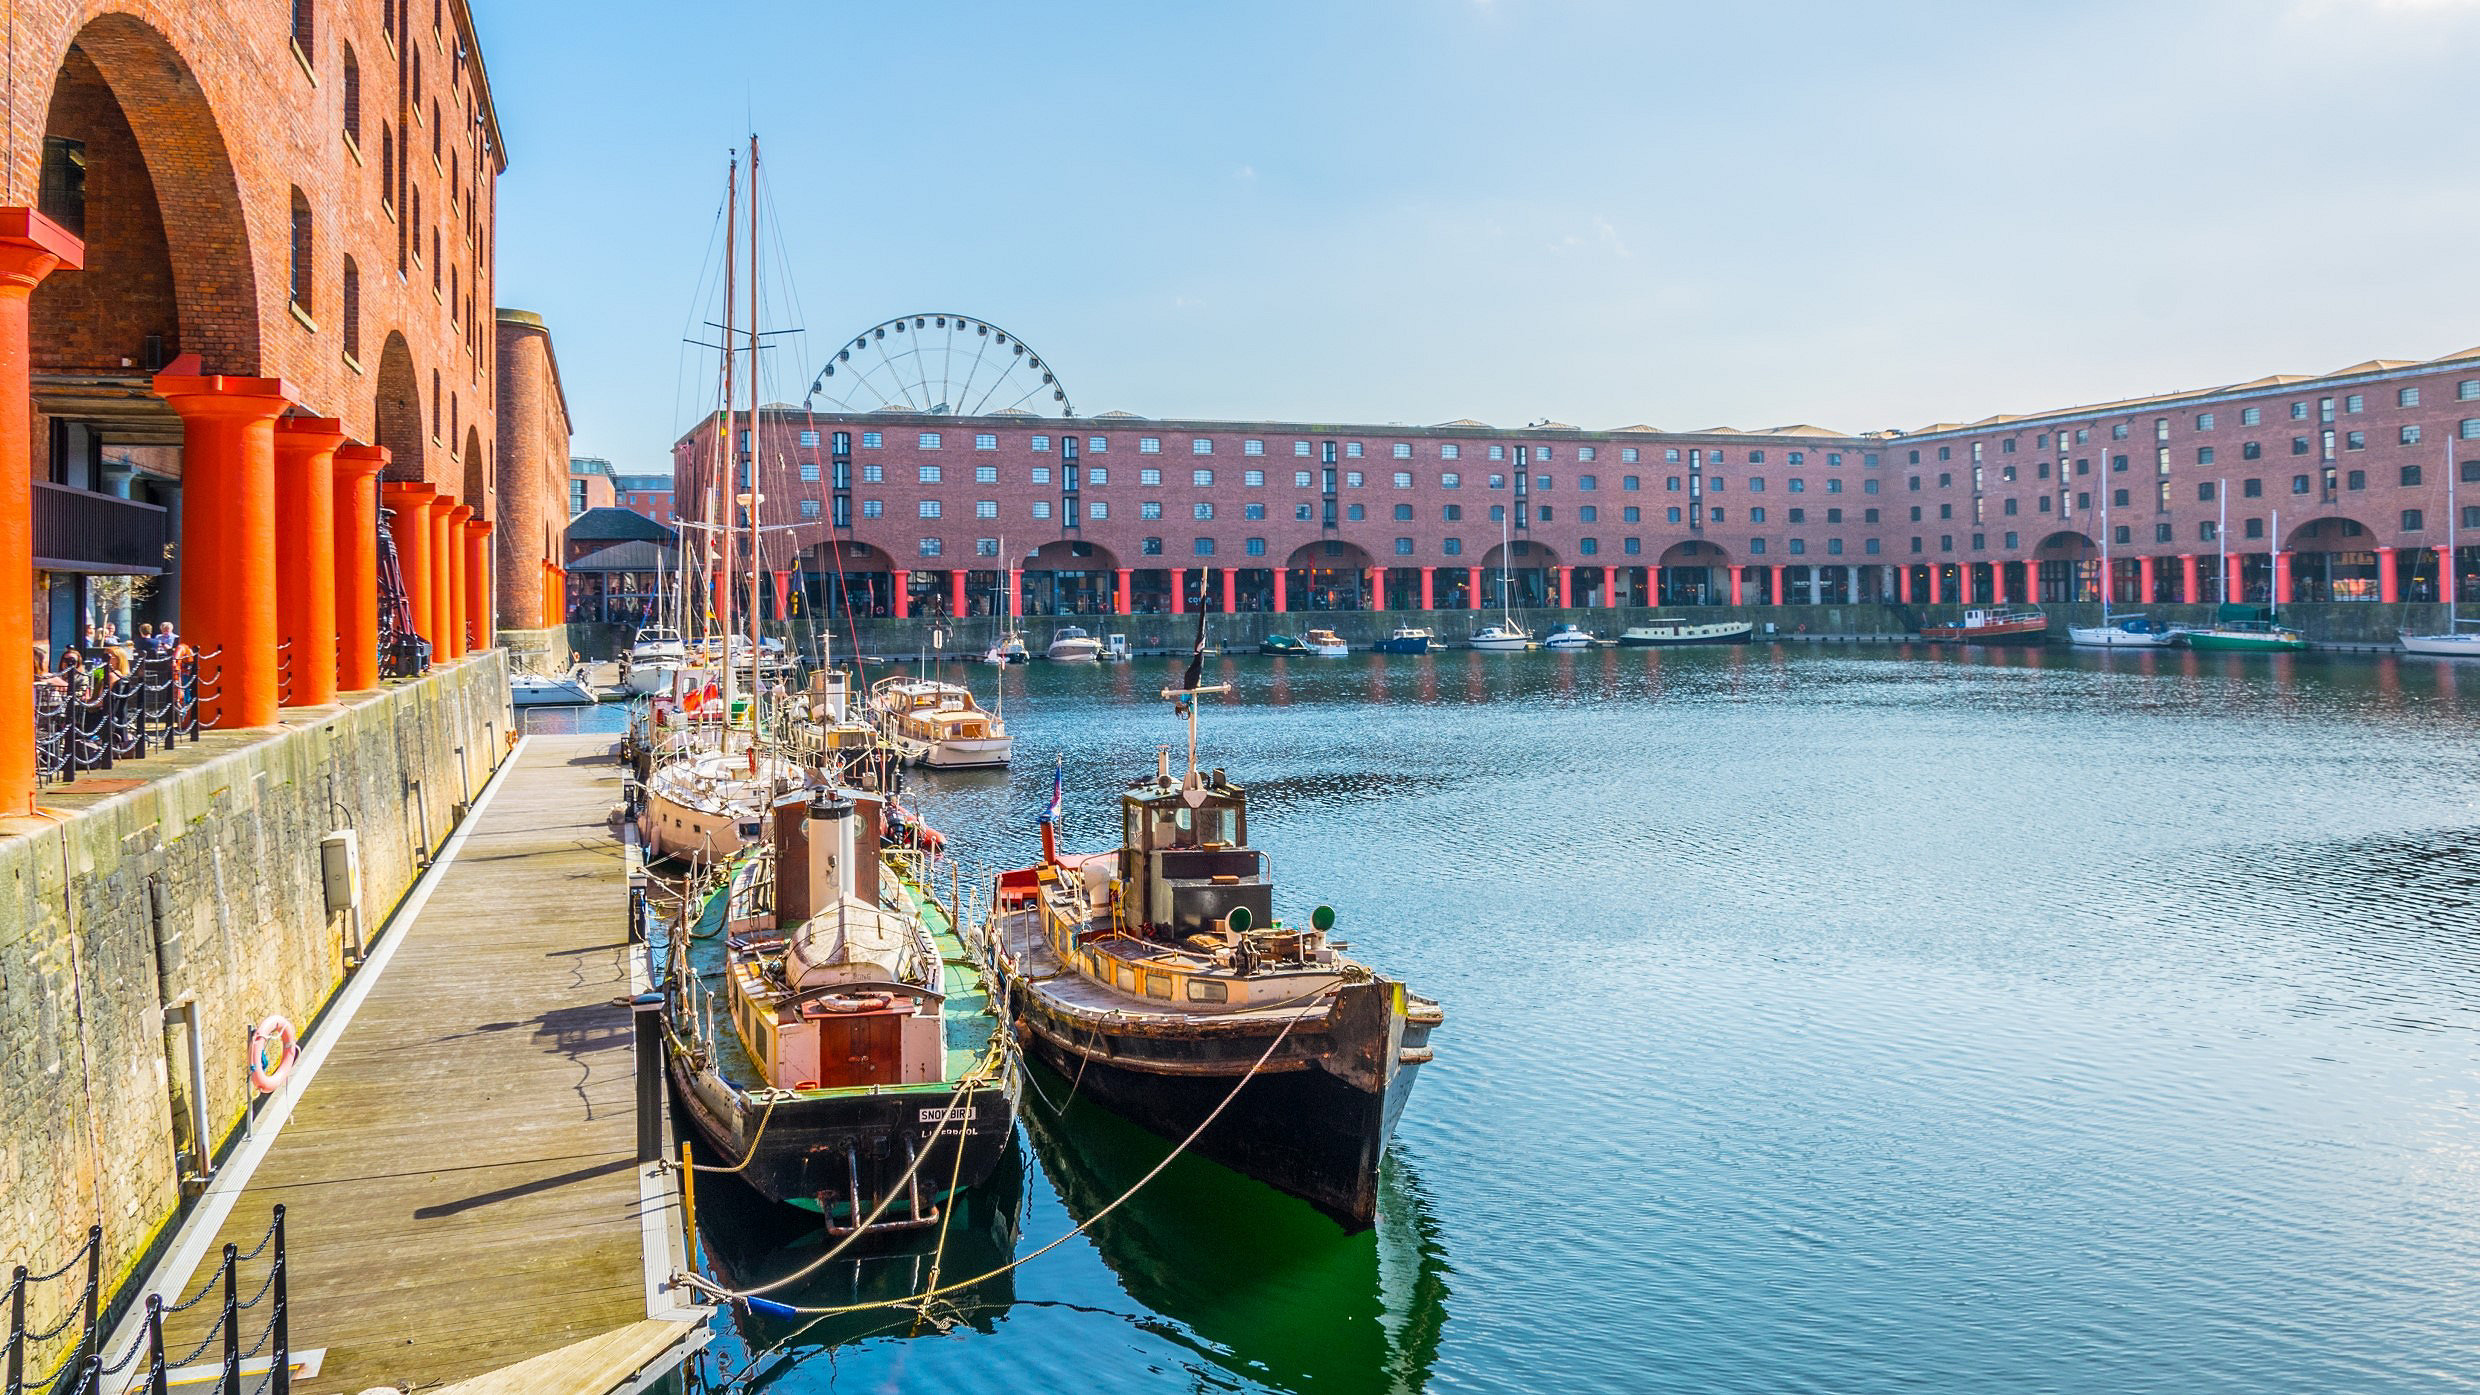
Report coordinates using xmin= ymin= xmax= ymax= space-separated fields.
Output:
xmin=673 ymin=340 xmax=2480 ymax=622
xmin=0 ymin=0 xmax=576 ymax=814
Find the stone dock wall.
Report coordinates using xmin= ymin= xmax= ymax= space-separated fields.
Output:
xmin=0 ymin=653 xmax=511 ymax=1312
xmin=554 ymin=602 xmax=2472 ymax=661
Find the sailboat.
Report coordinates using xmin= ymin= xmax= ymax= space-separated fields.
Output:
xmin=2186 ymin=504 xmax=2307 ymax=653
xmin=639 ymin=143 xmax=804 ymax=862
xmin=2068 ymin=464 xmax=2172 ymax=648
xmin=984 ymin=588 xmax=1444 ymax=1231
xmin=1470 ymin=463 xmax=1533 ymax=651
xmin=2401 ymin=435 xmax=2477 ymax=656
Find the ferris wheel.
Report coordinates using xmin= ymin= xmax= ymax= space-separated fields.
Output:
xmin=803 ymin=313 xmax=1073 ymax=417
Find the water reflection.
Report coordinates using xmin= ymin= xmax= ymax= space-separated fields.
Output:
xmin=1021 ymin=1059 xmax=1452 ymax=1395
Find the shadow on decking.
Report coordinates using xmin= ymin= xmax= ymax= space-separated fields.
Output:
xmin=410 ymin=1157 xmax=635 ymax=1218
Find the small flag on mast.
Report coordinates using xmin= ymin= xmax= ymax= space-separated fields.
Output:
xmin=1040 ymin=757 xmax=1063 ymax=826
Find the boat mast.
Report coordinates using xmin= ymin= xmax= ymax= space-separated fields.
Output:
xmin=2449 ymin=428 xmax=2459 ymax=613
xmin=2097 ymin=422 xmax=2111 ymax=621
xmin=715 ymin=153 xmax=738 ymax=737
xmin=1502 ymin=446 xmax=1521 ymax=628
xmin=745 ymin=133 xmax=764 ymax=736
xmin=2217 ymin=477 xmax=2228 ymax=608
xmin=2270 ymin=506 xmax=2280 ymax=625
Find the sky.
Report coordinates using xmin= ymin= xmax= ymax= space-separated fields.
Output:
xmin=476 ymin=0 xmax=2480 ymax=471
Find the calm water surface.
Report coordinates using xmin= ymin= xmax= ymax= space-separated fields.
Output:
xmin=689 ymin=644 xmax=2480 ymax=1394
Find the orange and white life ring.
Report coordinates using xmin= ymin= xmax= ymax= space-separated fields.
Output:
xmin=818 ymin=992 xmax=894 ymax=1014
xmin=248 ymin=1016 xmax=298 ymax=1093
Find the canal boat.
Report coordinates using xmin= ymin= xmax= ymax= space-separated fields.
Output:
xmin=984 ymin=613 xmax=1442 ymax=1231
xmin=1921 ymin=608 xmax=2049 ymax=644
xmin=1301 ymin=628 xmax=1350 ymax=657
xmin=1542 ymin=623 xmax=1595 ymax=651
xmin=1046 ymin=626 xmax=1104 ymax=662
xmin=1259 ymin=634 xmax=1309 ymax=656
xmin=1618 ymin=618 xmax=1754 ymax=646
xmin=2068 ymin=615 xmax=2176 ymax=649
xmin=2400 ymin=621 xmax=2480 ymax=657
xmin=2185 ymin=605 xmax=2307 ymax=653
xmin=868 ymin=676 xmax=1013 ymax=769
xmin=1373 ymin=626 xmax=1435 ymax=654
xmin=663 ymin=785 xmax=1018 ymax=1232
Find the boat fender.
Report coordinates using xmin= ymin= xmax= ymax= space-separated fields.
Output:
xmin=248 ymin=1016 xmax=298 ymax=1094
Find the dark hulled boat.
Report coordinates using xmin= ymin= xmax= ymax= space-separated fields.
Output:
xmin=986 ymin=629 xmax=1441 ymax=1231
xmin=663 ymin=785 xmax=1018 ymax=1232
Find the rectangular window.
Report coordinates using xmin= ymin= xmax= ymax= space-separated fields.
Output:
xmin=976 ymin=538 xmax=1000 ymax=556
xmin=1580 ymin=447 xmax=1597 ymax=462
xmin=2346 ymin=431 xmax=2366 ymax=450
xmin=1192 ymin=469 xmax=1213 ymax=487
xmin=1246 ymin=537 xmax=1267 ymax=556
xmin=1089 ymin=436 xmax=1108 ymax=453
xmin=975 ymin=500 xmax=998 ymax=518
xmin=918 ymin=500 xmax=941 ymax=518
xmin=1090 ymin=500 xmax=1108 ymax=520
xmin=2197 ymin=447 xmax=2215 ymax=465
xmin=1579 ymin=474 xmax=1597 ymax=491
xmin=1192 ymin=438 xmax=1213 ymax=455
xmin=1193 ymin=538 xmax=1214 ymax=556
xmin=800 ymin=462 xmax=821 ymax=481
xmin=2404 ymin=509 xmax=2426 ymax=531
xmin=917 ymin=464 xmax=941 ymax=483
xmin=2244 ymin=478 xmax=2263 ymax=497
xmin=974 ymin=433 xmax=997 ymax=450
xmin=1347 ymin=443 xmax=1364 ymax=458
xmin=2463 ymin=419 xmax=2480 ymax=439
xmin=799 ymin=429 xmax=820 ymax=447
xmin=1346 ymin=471 xmax=1365 ymax=488
xmin=1031 ymin=435 xmax=1050 ymax=452
xmin=2402 ymin=465 xmax=2424 ymax=486
xmin=2293 ymin=475 xmax=2312 ymax=494
xmin=1294 ymin=441 xmax=1311 ymax=457
xmin=1623 ymin=506 xmax=1640 ymax=522
xmin=1245 ymin=502 xmax=1265 ymax=520
xmin=862 ymin=431 xmax=882 ymax=448
xmin=1622 ymin=448 xmax=1640 ymax=463
xmin=1140 ymin=467 xmax=1162 ymax=486
xmin=1031 ymin=501 xmax=1051 ymax=519
xmin=2402 ymin=424 xmax=2425 ymax=446
xmin=1441 ymin=472 xmax=1462 ymax=489
xmin=1490 ymin=445 xmax=1506 ymax=461
xmin=1244 ymin=439 xmax=1265 ymax=456
xmin=1395 ymin=537 xmax=1415 ymax=555
xmin=1296 ymin=503 xmax=1313 ymax=521
xmin=1392 ymin=443 xmax=1413 ymax=459
xmin=1666 ymin=507 xmax=1683 ymax=523
xmin=1140 ymin=437 xmax=1162 ymax=454
xmin=861 ymin=500 xmax=883 ymax=518
xmin=1140 ymin=502 xmax=1162 ymax=520
xmin=1295 ymin=471 xmax=1313 ymax=487
xmin=2196 ymin=413 xmax=2216 ymax=430
xmin=1538 ymin=447 xmax=1555 ymax=461
xmin=919 ymin=432 xmax=942 ymax=449
xmin=1442 ymin=443 xmax=1461 ymax=460
xmin=1394 ymin=471 xmax=1413 ymax=488
xmin=2347 ymin=469 xmax=2366 ymax=490
xmin=1193 ymin=502 xmax=1214 ymax=520
xmin=2345 ymin=393 xmax=2365 ymax=413
xmin=798 ymin=498 xmax=820 ymax=519
xmin=919 ymin=538 xmax=942 ymax=556
xmin=1244 ymin=469 xmax=1265 ymax=486
xmin=975 ymin=464 xmax=998 ymax=483
xmin=1088 ymin=466 xmax=1107 ymax=485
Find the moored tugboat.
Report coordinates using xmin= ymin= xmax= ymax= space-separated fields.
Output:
xmin=663 ymin=783 xmax=1018 ymax=1232
xmin=987 ymin=601 xmax=1443 ymax=1231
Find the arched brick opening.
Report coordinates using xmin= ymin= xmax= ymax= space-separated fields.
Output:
xmin=462 ymin=426 xmax=488 ymax=515
xmin=374 ymin=331 xmax=423 ymax=482
xmin=28 ymin=13 xmax=261 ymax=374
xmin=1658 ymin=538 xmax=1730 ymax=605
xmin=2283 ymin=514 xmax=2382 ymax=602
xmin=1285 ymin=538 xmax=1378 ymax=611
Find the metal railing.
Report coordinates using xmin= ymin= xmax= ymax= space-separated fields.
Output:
xmin=4 ymin=1207 xmax=289 ymax=1395
xmin=32 ymin=648 xmax=215 ymax=787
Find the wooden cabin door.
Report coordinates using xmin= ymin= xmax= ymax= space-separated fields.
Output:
xmin=815 ymin=1011 xmax=902 ymax=1088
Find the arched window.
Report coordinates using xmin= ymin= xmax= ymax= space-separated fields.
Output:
xmin=291 ymin=0 xmax=314 ymax=57
xmin=288 ymin=188 xmax=312 ymax=312
xmin=341 ymin=257 xmax=361 ymax=361
xmin=342 ymin=45 xmax=361 ymax=145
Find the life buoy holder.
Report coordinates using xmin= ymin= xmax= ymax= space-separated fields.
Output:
xmin=818 ymin=991 xmax=895 ymax=1014
xmin=248 ymin=1016 xmax=298 ymax=1094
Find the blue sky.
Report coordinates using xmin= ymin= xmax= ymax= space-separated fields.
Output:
xmin=479 ymin=0 xmax=2480 ymax=469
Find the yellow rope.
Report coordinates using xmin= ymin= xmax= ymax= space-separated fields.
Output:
xmin=686 ymin=1087 xmax=780 ymax=1176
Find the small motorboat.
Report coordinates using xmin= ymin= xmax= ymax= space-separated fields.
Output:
xmin=1619 ymin=618 xmax=1753 ymax=647
xmin=1102 ymin=634 xmax=1132 ymax=662
xmin=1372 ymin=626 xmax=1434 ymax=655
xmin=1301 ymin=629 xmax=1350 ymax=657
xmin=984 ymin=633 xmax=1029 ymax=665
xmin=511 ymin=669 xmax=598 ymax=707
xmin=1046 ymin=626 xmax=1103 ymax=662
xmin=1921 ymin=608 xmax=2049 ymax=644
xmin=2067 ymin=615 xmax=2176 ymax=649
xmin=1542 ymin=623 xmax=1594 ymax=651
xmin=869 ymin=676 xmax=1013 ymax=769
xmin=1259 ymin=634 xmax=1308 ymax=656
xmin=1468 ymin=623 xmax=1531 ymax=652
xmin=619 ymin=625 xmax=688 ymax=696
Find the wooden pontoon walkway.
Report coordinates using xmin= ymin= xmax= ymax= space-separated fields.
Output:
xmin=145 ymin=733 xmax=695 ymax=1394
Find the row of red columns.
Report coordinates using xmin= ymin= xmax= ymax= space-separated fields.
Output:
xmin=1 ymin=207 xmax=511 ymax=815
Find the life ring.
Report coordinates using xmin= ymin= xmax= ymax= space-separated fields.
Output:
xmin=248 ymin=1016 xmax=298 ymax=1094
xmin=818 ymin=991 xmax=894 ymax=1014
xmin=793 ymin=1079 xmax=820 ymax=1091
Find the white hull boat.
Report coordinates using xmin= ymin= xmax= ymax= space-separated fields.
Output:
xmin=512 ymin=671 xmax=598 ymax=706
xmin=2400 ymin=629 xmax=2480 ymax=658
xmin=1469 ymin=624 xmax=1531 ymax=652
xmin=2068 ymin=616 xmax=2176 ymax=649
xmin=1301 ymin=628 xmax=1350 ymax=657
xmin=1542 ymin=625 xmax=1594 ymax=651
xmin=870 ymin=676 xmax=1014 ymax=769
xmin=1046 ymin=625 xmax=1103 ymax=662
xmin=639 ymin=746 xmax=805 ymax=864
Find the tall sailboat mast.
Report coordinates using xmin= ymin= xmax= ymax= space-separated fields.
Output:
xmin=2448 ymin=429 xmax=2459 ymax=610
xmin=2098 ymin=426 xmax=2112 ymax=619
xmin=745 ymin=133 xmax=764 ymax=732
xmin=2270 ymin=507 xmax=2281 ymax=624
xmin=2218 ymin=478 xmax=2228 ymax=605
xmin=715 ymin=153 xmax=738 ymax=730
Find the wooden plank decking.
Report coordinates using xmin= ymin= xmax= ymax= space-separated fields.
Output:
xmin=157 ymin=733 xmax=665 ymax=1395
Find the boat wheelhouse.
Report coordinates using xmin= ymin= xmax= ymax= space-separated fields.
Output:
xmin=868 ymin=676 xmax=1013 ymax=769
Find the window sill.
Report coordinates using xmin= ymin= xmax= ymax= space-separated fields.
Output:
xmin=289 ymin=302 xmax=319 ymax=333
xmin=382 ymin=198 xmax=395 ymax=223
xmin=292 ymin=39 xmax=317 ymax=85
xmin=343 ymin=132 xmax=363 ymax=167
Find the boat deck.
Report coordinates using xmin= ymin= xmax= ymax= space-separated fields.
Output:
xmin=990 ymin=904 xmax=1337 ymax=1026
xmin=141 ymin=734 xmax=688 ymax=1394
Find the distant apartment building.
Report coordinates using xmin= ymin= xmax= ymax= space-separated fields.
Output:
xmin=673 ymin=347 xmax=2480 ymax=619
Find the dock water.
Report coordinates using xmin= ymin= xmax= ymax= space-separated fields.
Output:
xmin=140 ymin=733 xmax=694 ymax=1394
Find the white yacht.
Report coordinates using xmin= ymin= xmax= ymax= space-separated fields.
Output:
xmin=2068 ymin=615 xmax=2176 ymax=649
xmin=1046 ymin=625 xmax=1104 ymax=662
xmin=1301 ymin=628 xmax=1350 ymax=657
xmin=2401 ymin=622 xmax=2480 ymax=658
xmin=512 ymin=669 xmax=597 ymax=706
xmin=619 ymin=625 xmax=687 ymax=696
xmin=1542 ymin=623 xmax=1595 ymax=650
xmin=1469 ymin=623 xmax=1532 ymax=652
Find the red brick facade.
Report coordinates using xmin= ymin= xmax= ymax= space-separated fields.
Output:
xmin=675 ymin=349 xmax=2480 ymax=613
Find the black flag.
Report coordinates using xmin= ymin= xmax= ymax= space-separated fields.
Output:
xmin=1179 ymin=568 xmax=1209 ymax=695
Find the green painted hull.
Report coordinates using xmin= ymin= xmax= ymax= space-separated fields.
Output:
xmin=2185 ymin=630 xmax=2307 ymax=653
